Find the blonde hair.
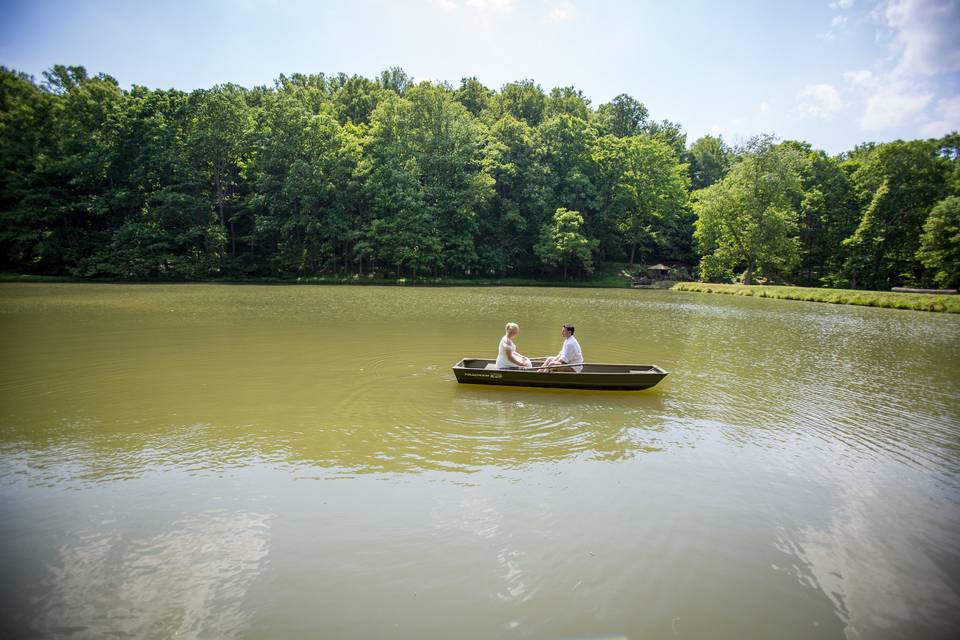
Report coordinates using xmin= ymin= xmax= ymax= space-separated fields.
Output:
xmin=505 ymin=322 xmax=519 ymax=333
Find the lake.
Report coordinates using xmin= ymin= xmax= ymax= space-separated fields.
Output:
xmin=1 ymin=283 xmax=958 ymax=639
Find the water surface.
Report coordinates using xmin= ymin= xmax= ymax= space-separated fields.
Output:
xmin=1 ymin=284 xmax=958 ymax=639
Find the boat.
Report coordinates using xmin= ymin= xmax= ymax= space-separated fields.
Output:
xmin=452 ymin=358 xmax=668 ymax=391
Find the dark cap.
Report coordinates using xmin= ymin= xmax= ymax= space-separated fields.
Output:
xmin=563 ymin=324 xmax=575 ymax=334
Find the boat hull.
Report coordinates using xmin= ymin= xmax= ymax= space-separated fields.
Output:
xmin=452 ymin=358 xmax=667 ymax=391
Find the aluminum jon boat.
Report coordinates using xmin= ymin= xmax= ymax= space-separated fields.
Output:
xmin=452 ymin=358 xmax=668 ymax=391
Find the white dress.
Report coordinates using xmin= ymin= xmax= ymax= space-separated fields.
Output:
xmin=496 ymin=336 xmax=520 ymax=368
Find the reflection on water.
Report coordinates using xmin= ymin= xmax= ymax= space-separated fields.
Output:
xmin=34 ymin=511 xmax=270 ymax=639
xmin=1 ymin=284 xmax=959 ymax=639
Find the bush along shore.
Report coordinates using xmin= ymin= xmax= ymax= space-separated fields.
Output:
xmin=671 ymin=282 xmax=960 ymax=313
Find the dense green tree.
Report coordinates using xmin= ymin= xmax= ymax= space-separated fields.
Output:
xmin=537 ymin=113 xmax=597 ymax=220
xmin=490 ymin=80 xmax=546 ymax=126
xmin=363 ymin=94 xmax=434 ymax=278
xmin=917 ymin=196 xmax=960 ymax=288
xmin=791 ymin=146 xmax=858 ymax=287
xmin=642 ymin=119 xmax=686 ymax=158
xmin=693 ymin=138 xmax=804 ymax=284
xmin=248 ymin=90 xmax=360 ymax=275
xmin=546 ymin=86 xmax=590 ymax=121
xmin=187 ymin=84 xmax=252 ymax=265
xmin=842 ymin=140 xmax=949 ymax=289
xmin=593 ymin=134 xmax=689 ymax=265
xmin=454 ymin=77 xmax=493 ymax=117
xmin=534 ymin=207 xmax=597 ymax=278
xmin=405 ymin=82 xmax=493 ymax=274
xmin=686 ymin=135 xmax=732 ymax=190
xmin=593 ymin=94 xmax=648 ymax=138
xmin=333 ymin=74 xmax=383 ymax=125
xmin=479 ymin=114 xmax=547 ymax=274
xmin=0 ymin=68 xmax=56 ymax=271
xmin=0 ymin=63 xmax=952 ymax=288
xmin=378 ymin=67 xmax=413 ymax=96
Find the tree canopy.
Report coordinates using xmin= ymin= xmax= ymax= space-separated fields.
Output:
xmin=0 ymin=64 xmax=957 ymax=290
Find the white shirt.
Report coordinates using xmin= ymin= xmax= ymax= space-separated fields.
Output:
xmin=558 ymin=335 xmax=583 ymax=372
xmin=496 ymin=336 xmax=519 ymax=368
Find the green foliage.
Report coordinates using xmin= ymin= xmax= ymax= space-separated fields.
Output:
xmin=841 ymin=139 xmax=950 ymax=289
xmin=693 ymin=137 xmax=803 ymax=284
xmin=534 ymin=208 xmax=598 ymax=278
xmin=686 ymin=135 xmax=732 ymax=190
xmin=489 ymin=80 xmax=546 ymax=126
xmin=917 ymin=196 xmax=960 ymax=289
xmin=593 ymin=94 xmax=648 ymax=138
xmin=593 ymin=134 xmax=689 ymax=265
xmin=454 ymin=77 xmax=493 ymax=117
xmin=545 ymin=86 xmax=591 ymax=121
xmin=0 ymin=63 xmax=955 ymax=291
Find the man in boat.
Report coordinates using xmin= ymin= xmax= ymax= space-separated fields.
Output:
xmin=539 ymin=324 xmax=583 ymax=372
xmin=496 ymin=322 xmax=532 ymax=369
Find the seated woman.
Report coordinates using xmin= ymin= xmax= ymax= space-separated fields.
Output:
xmin=496 ymin=322 xmax=532 ymax=369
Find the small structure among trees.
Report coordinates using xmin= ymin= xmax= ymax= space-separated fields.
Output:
xmin=646 ymin=263 xmax=671 ymax=280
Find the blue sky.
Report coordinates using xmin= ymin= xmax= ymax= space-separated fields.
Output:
xmin=1 ymin=0 xmax=958 ymax=153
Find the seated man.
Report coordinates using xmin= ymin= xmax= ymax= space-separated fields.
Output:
xmin=539 ymin=324 xmax=583 ymax=372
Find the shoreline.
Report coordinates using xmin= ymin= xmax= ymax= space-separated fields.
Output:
xmin=672 ymin=282 xmax=960 ymax=314
xmin=5 ymin=274 xmax=957 ymax=313
xmin=0 ymin=272 xmax=631 ymax=289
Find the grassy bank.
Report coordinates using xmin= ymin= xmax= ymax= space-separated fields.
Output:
xmin=672 ymin=282 xmax=960 ymax=313
xmin=0 ymin=272 xmax=629 ymax=288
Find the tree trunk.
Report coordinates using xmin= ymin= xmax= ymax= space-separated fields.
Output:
xmin=629 ymin=242 xmax=636 ymax=266
xmin=214 ymin=167 xmax=226 ymax=260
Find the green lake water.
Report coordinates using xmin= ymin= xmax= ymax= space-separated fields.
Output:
xmin=1 ymin=283 xmax=958 ymax=639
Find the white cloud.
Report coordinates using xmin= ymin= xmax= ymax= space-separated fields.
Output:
xmin=920 ymin=96 xmax=960 ymax=136
xmin=429 ymin=0 xmax=517 ymax=12
xmin=797 ymin=84 xmax=844 ymax=119
xmin=465 ymin=0 xmax=516 ymax=12
xmin=830 ymin=0 xmax=855 ymax=8
xmin=831 ymin=15 xmax=849 ymax=27
xmin=843 ymin=69 xmax=876 ymax=88
xmin=885 ymin=0 xmax=960 ymax=77
xmin=549 ymin=2 xmax=573 ymax=21
xmin=836 ymin=1 xmax=959 ymax=134
xmin=760 ymin=101 xmax=771 ymax=114
xmin=860 ymin=82 xmax=933 ymax=128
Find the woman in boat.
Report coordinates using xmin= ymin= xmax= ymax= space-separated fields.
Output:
xmin=496 ymin=322 xmax=532 ymax=369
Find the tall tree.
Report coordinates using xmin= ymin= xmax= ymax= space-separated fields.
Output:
xmin=693 ymin=138 xmax=804 ymax=284
xmin=187 ymin=84 xmax=251 ymax=265
xmin=534 ymin=208 xmax=597 ymax=278
xmin=545 ymin=86 xmax=591 ymax=121
xmin=489 ymin=80 xmax=546 ymax=127
xmin=917 ymin=195 xmax=960 ymax=289
xmin=454 ymin=77 xmax=493 ymax=117
xmin=593 ymin=134 xmax=689 ymax=265
xmin=406 ymin=82 xmax=493 ymax=274
xmin=686 ymin=135 xmax=732 ymax=190
xmin=593 ymin=93 xmax=648 ymax=137
xmin=480 ymin=114 xmax=547 ymax=273
xmin=842 ymin=140 xmax=949 ymax=289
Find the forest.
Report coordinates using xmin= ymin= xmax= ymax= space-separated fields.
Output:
xmin=1 ymin=64 xmax=958 ymax=289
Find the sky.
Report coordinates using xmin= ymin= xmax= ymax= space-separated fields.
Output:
xmin=1 ymin=0 xmax=958 ymax=153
